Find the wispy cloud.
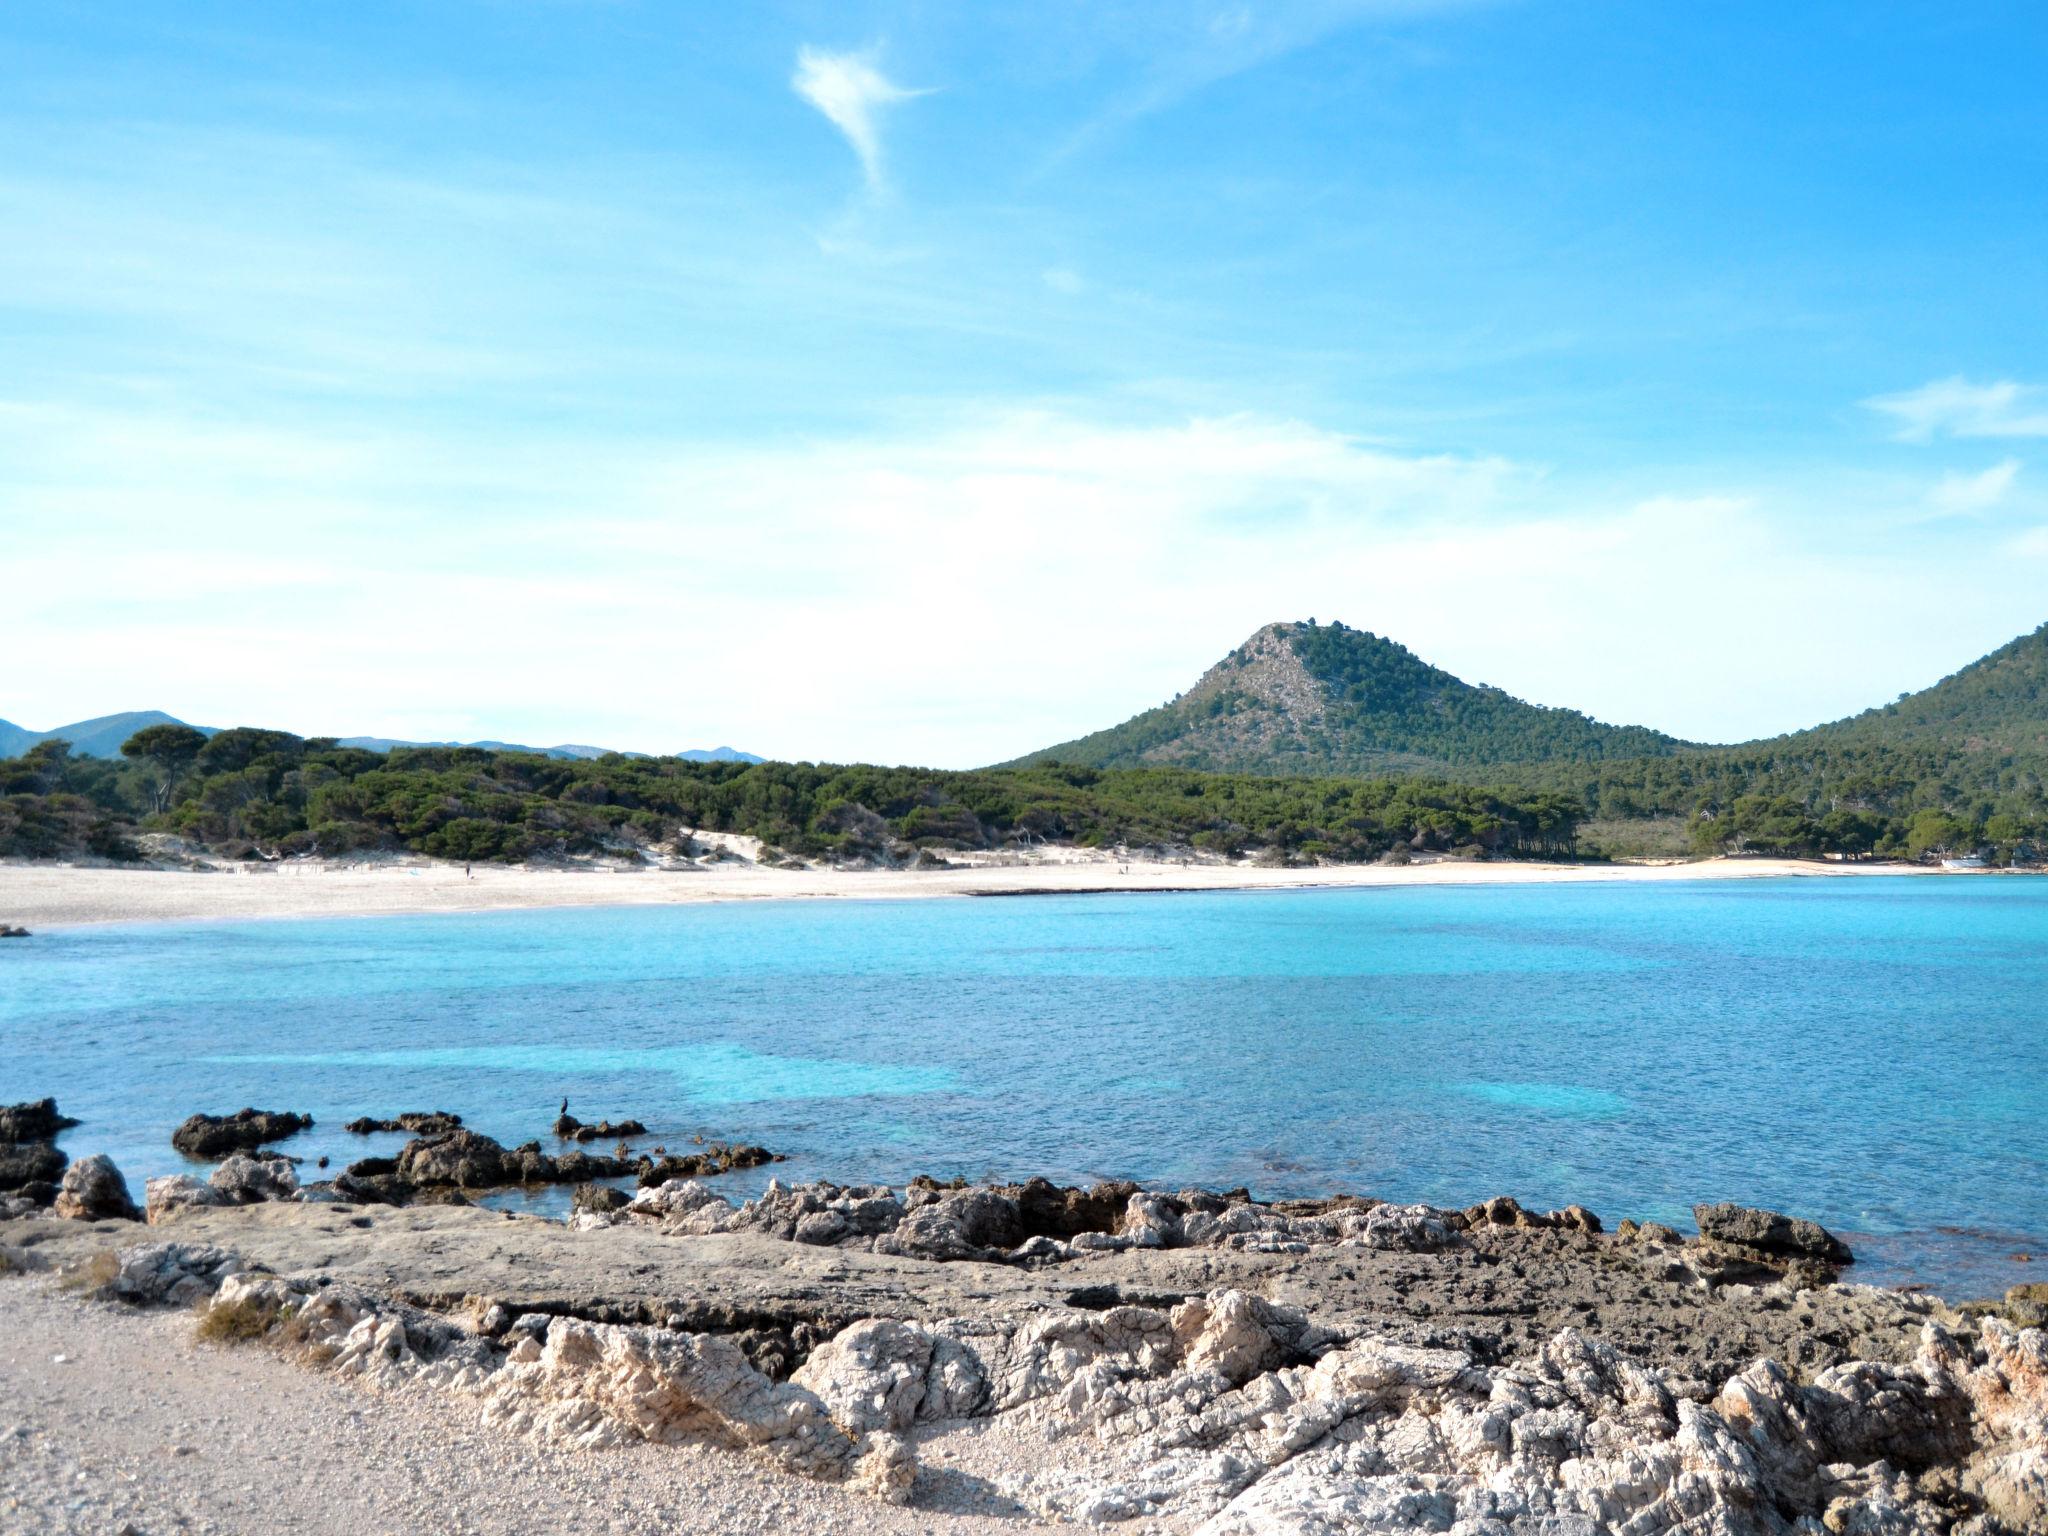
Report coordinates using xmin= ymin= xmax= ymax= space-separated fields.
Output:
xmin=16 ymin=392 xmax=2044 ymax=761
xmin=791 ymin=46 xmax=928 ymax=191
xmin=1865 ymin=377 xmax=2048 ymax=443
xmin=1048 ymin=0 xmax=1484 ymax=166
xmin=1927 ymin=458 xmax=2022 ymax=516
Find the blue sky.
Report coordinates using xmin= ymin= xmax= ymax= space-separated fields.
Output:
xmin=4 ymin=1 xmax=2047 ymax=763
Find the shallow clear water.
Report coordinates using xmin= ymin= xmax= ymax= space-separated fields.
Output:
xmin=5 ymin=877 xmax=2044 ymax=1297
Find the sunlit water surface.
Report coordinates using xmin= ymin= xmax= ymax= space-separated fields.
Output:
xmin=5 ymin=877 xmax=2043 ymax=1296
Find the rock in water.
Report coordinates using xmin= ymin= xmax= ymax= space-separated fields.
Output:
xmin=0 ymin=1140 xmax=67 ymax=1192
xmin=396 ymin=1130 xmax=514 ymax=1187
xmin=0 ymin=1098 xmax=79 ymax=1142
xmin=52 ymin=1154 xmax=140 ymax=1221
xmin=171 ymin=1108 xmax=313 ymax=1158
xmin=343 ymin=1111 xmax=463 ymax=1135
xmin=1694 ymin=1201 xmax=1853 ymax=1264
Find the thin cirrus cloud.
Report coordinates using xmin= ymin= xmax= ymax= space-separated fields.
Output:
xmin=1865 ymin=377 xmax=2048 ymax=443
xmin=791 ymin=46 xmax=929 ymax=191
xmin=1927 ymin=458 xmax=2022 ymax=517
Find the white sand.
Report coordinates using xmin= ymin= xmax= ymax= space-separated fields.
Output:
xmin=0 ymin=1276 xmax=1067 ymax=1536
xmin=0 ymin=850 xmax=1974 ymax=931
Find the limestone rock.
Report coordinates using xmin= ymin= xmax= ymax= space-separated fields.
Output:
xmin=145 ymin=1174 xmax=226 ymax=1224
xmin=0 ymin=1097 xmax=79 ymax=1142
xmin=171 ymin=1108 xmax=312 ymax=1158
xmin=397 ymin=1129 xmax=515 ymax=1187
xmin=1171 ymin=1290 xmax=1318 ymax=1387
xmin=344 ymin=1111 xmax=462 ymax=1135
xmin=110 ymin=1241 xmax=242 ymax=1306
xmin=53 ymin=1154 xmax=140 ymax=1221
xmin=793 ymin=1319 xmax=934 ymax=1434
xmin=480 ymin=1316 xmax=867 ymax=1482
xmin=874 ymin=1187 xmax=1022 ymax=1260
xmin=0 ymin=1140 xmax=66 ymax=1191
xmin=1695 ymin=1201 xmax=1854 ymax=1264
xmin=210 ymin=1153 xmax=300 ymax=1205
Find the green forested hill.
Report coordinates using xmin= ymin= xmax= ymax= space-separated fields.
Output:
xmin=1010 ymin=616 xmax=2048 ymax=861
xmin=1787 ymin=623 xmax=2048 ymax=754
xmin=1013 ymin=621 xmax=1686 ymax=775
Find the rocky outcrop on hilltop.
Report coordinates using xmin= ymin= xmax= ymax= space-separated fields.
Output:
xmin=67 ymin=1228 xmax=2048 ymax=1534
xmin=171 ymin=1108 xmax=313 ymax=1157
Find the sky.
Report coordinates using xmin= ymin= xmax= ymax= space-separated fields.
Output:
xmin=4 ymin=1 xmax=2047 ymax=764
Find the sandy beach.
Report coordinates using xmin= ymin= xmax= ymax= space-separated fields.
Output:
xmin=0 ymin=851 xmax=1973 ymax=931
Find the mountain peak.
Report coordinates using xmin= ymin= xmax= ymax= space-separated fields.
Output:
xmin=1010 ymin=618 xmax=1685 ymax=775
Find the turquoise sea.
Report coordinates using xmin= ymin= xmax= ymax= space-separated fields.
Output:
xmin=4 ymin=876 xmax=2043 ymax=1296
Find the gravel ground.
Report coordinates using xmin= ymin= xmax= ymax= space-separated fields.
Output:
xmin=0 ymin=1277 xmax=1087 ymax=1536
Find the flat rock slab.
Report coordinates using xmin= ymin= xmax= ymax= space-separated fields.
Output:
xmin=5 ymin=1202 xmax=1937 ymax=1390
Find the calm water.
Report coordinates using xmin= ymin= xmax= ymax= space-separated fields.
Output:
xmin=4 ymin=878 xmax=2044 ymax=1296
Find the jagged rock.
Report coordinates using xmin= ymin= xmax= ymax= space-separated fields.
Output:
xmin=624 ymin=1178 xmax=734 ymax=1229
xmin=2005 ymin=1283 xmax=2048 ymax=1330
xmin=555 ymin=1114 xmax=648 ymax=1144
xmin=996 ymin=1176 xmax=1140 ymax=1239
xmin=171 ymin=1108 xmax=312 ymax=1157
xmin=479 ymin=1316 xmax=866 ymax=1483
xmin=0 ymin=1097 xmax=79 ymax=1142
xmin=52 ymin=1154 xmax=139 ymax=1220
xmin=1549 ymin=1202 xmax=1604 ymax=1233
xmin=0 ymin=1140 xmax=66 ymax=1191
xmin=719 ymin=1180 xmax=905 ymax=1244
xmin=110 ymin=1241 xmax=243 ymax=1305
xmin=1171 ymin=1290 xmax=1322 ymax=1387
xmin=875 ymin=1188 xmax=1023 ymax=1260
xmin=344 ymin=1111 xmax=462 ymax=1135
xmin=570 ymin=1183 xmax=629 ymax=1217
xmin=633 ymin=1143 xmax=779 ymax=1186
xmin=209 ymin=1153 xmax=300 ymax=1205
xmin=793 ymin=1319 xmax=935 ymax=1434
xmin=1353 ymin=1201 xmax=1457 ymax=1251
xmin=144 ymin=1174 xmax=226 ymax=1223
xmin=1695 ymin=1200 xmax=1854 ymax=1265
xmin=397 ymin=1130 xmax=514 ymax=1187
xmin=333 ymin=1157 xmax=410 ymax=1205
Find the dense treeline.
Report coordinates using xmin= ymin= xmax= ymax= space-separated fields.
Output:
xmin=0 ymin=727 xmax=1586 ymax=864
xmin=1480 ymin=739 xmax=2048 ymax=862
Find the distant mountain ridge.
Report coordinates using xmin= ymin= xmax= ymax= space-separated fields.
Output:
xmin=0 ymin=710 xmax=207 ymax=760
xmin=334 ymin=736 xmax=761 ymax=763
xmin=1011 ymin=621 xmax=1688 ymax=776
xmin=0 ymin=714 xmax=760 ymax=764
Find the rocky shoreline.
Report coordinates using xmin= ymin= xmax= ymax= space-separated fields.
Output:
xmin=4 ymin=1161 xmax=2045 ymax=1532
xmin=6 ymin=1096 xmax=2047 ymax=1532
